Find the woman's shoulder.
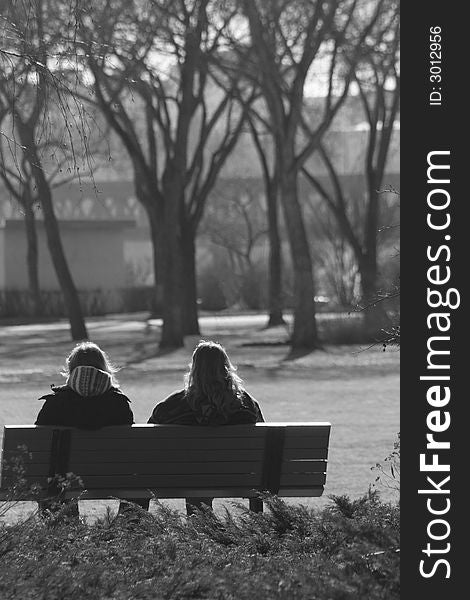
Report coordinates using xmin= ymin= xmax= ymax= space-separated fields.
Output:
xmin=240 ymin=390 xmax=264 ymax=422
xmin=105 ymin=387 xmax=132 ymax=402
xmin=38 ymin=386 xmax=131 ymax=404
xmin=148 ymin=390 xmax=189 ymax=423
xmin=155 ymin=390 xmax=187 ymax=413
xmin=158 ymin=390 xmax=186 ymax=405
xmin=241 ymin=390 xmax=260 ymax=408
xmin=38 ymin=385 xmax=75 ymax=402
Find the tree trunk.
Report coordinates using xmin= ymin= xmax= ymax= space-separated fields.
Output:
xmin=265 ymin=182 xmax=284 ymax=327
xmin=23 ymin=198 xmax=42 ymax=317
xmin=160 ymin=244 xmax=184 ymax=348
xmin=145 ymin=203 xmax=165 ymax=316
xmin=159 ymin=182 xmax=184 ymax=349
xmin=280 ymin=169 xmax=319 ymax=349
xmin=360 ymin=185 xmax=389 ymax=340
xmin=40 ymin=194 xmax=88 ymax=340
xmin=180 ymin=222 xmax=200 ymax=336
xmin=19 ymin=127 xmax=88 ymax=341
xmin=359 ymin=255 xmax=390 ymax=341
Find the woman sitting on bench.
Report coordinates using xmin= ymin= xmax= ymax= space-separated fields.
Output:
xmin=35 ymin=341 xmax=143 ymax=516
xmin=148 ymin=339 xmax=264 ymax=514
xmin=36 ymin=341 xmax=133 ymax=429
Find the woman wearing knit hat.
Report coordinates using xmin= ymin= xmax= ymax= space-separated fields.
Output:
xmin=35 ymin=342 xmax=143 ymax=517
xmin=35 ymin=341 xmax=133 ymax=428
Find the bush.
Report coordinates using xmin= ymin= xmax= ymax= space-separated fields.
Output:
xmin=372 ymin=432 xmax=400 ymax=495
xmin=0 ymin=287 xmax=162 ymax=319
xmin=0 ymin=492 xmax=399 ymax=599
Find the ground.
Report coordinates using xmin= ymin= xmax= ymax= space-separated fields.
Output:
xmin=0 ymin=312 xmax=399 ymax=523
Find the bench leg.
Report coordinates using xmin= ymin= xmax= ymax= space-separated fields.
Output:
xmin=117 ymin=498 xmax=150 ymax=515
xmin=129 ymin=498 xmax=150 ymax=510
xmin=185 ymin=497 xmax=213 ymax=515
xmin=249 ymin=498 xmax=263 ymax=513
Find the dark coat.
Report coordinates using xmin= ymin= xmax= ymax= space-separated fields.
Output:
xmin=148 ymin=389 xmax=264 ymax=426
xmin=35 ymin=385 xmax=134 ymax=429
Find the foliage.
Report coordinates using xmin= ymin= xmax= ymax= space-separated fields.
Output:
xmin=0 ymin=445 xmax=41 ymax=539
xmin=372 ymin=432 xmax=400 ymax=494
xmin=0 ymin=288 xmax=157 ymax=318
xmin=0 ymin=491 xmax=399 ymax=599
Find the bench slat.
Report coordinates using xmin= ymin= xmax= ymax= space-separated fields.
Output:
xmin=284 ymin=448 xmax=328 ymax=459
xmin=4 ymin=424 xmax=330 ymax=440
xmin=2 ymin=460 xmax=327 ymax=478
xmin=280 ymin=473 xmax=326 ymax=486
xmin=2 ymin=448 xmax=264 ymax=464
xmin=3 ymin=428 xmax=54 ymax=441
xmin=283 ymin=437 xmax=329 ymax=449
xmin=69 ymin=436 xmax=329 ymax=451
xmin=3 ymin=438 xmax=267 ymax=452
xmin=70 ymin=438 xmax=267 ymax=451
xmin=4 ymin=435 xmax=330 ymax=452
xmin=3 ymin=439 xmax=51 ymax=453
xmin=2 ymin=472 xmax=326 ymax=489
xmin=67 ymin=427 xmax=268 ymax=439
xmin=63 ymin=486 xmax=326 ymax=499
xmin=2 ymin=448 xmax=329 ymax=465
xmin=2 ymin=473 xmax=263 ymax=487
xmin=20 ymin=461 xmax=262 ymax=477
xmin=0 ymin=486 xmax=326 ymax=501
xmin=281 ymin=460 xmax=327 ymax=474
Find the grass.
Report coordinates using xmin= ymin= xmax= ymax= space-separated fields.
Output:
xmin=0 ymin=491 xmax=399 ymax=599
xmin=0 ymin=312 xmax=399 ymax=520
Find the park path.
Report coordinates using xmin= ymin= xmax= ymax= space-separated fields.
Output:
xmin=0 ymin=310 xmax=378 ymax=383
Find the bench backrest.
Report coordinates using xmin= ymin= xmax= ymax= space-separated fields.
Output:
xmin=1 ymin=423 xmax=331 ymax=500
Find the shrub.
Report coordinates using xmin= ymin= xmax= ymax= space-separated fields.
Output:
xmin=372 ymin=432 xmax=400 ymax=494
xmin=0 ymin=492 xmax=399 ymax=599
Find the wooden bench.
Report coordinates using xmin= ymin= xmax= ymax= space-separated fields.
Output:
xmin=0 ymin=423 xmax=331 ymax=510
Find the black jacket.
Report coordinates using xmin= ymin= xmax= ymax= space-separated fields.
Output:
xmin=35 ymin=385 xmax=134 ymax=429
xmin=148 ymin=389 xmax=264 ymax=426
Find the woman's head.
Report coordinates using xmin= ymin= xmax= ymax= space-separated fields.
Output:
xmin=63 ymin=342 xmax=119 ymax=386
xmin=184 ymin=340 xmax=244 ymax=423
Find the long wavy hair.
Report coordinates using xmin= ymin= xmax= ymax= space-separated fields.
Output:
xmin=184 ymin=340 xmax=245 ymax=423
xmin=61 ymin=342 xmax=120 ymax=387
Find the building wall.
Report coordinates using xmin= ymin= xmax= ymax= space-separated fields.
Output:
xmin=0 ymin=124 xmax=399 ymax=294
xmin=1 ymin=220 xmax=134 ymax=291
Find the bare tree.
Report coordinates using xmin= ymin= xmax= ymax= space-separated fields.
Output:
xmin=0 ymin=0 xmax=88 ymax=339
xmin=77 ymin=0 xmax=253 ymax=347
xmin=203 ymin=184 xmax=268 ymax=308
xmin=302 ymin=0 xmax=399 ymax=338
xmin=0 ymin=145 xmax=43 ymax=315
xmin=237 ymin=0 xmax=385 ymax=350
xmin=305 ymin=197 xmax=360 ymax=308
xmin=247 ymin=112 xmax=285 ymax=326
xmin=0 ymin=109 xmax=106 ymax=318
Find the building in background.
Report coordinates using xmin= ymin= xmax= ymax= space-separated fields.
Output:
xmin=0 ymin=123 xmax=399 ymax=317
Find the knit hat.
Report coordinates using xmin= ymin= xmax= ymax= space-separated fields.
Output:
xmin=67 ymin=365 xmax=113 ymax=397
